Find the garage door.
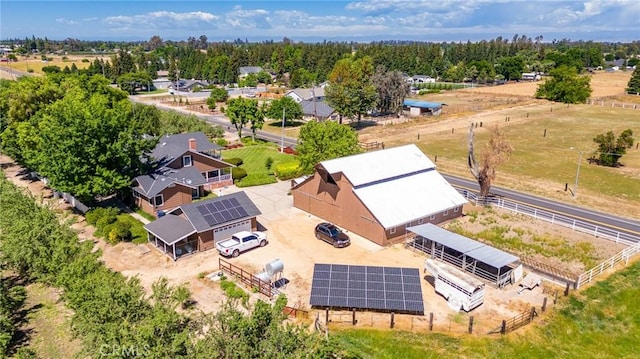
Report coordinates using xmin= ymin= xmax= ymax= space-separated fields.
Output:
xmin=213 ymin=220 xmax=252 ymax=244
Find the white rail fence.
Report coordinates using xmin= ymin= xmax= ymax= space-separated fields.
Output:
xmin=456 ymin=188 xmax=640 ymax=288
xmin=457 ymin=189 xmax=639 ymax=246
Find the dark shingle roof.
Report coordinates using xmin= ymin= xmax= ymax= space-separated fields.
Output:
xmin=180 ymin=191 xmax=262 ymax=232
xmin=144 ymin=215 xmax=196 ymax=245
xmin=133 ymin=166 xmax=206 ymax=197
xmin=151 ymin=132 xmax=222 ymax=163
xmin=300 ymin=100 xmax=335 ymax=119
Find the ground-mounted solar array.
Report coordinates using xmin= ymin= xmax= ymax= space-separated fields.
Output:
xmin=310 ymin=263 xmax=424 ymax=315
xmin=196 ymin=197 xmax=248 ymax=226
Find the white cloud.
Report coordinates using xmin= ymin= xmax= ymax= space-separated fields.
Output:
xmin=103 ymin=11 xmax=219 ymax=28
xmin=56 ymin=18 xmax=77 ymax=25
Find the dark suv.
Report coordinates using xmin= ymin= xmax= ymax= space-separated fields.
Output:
xmin=314 ymin=222 xmax=350 ymax=248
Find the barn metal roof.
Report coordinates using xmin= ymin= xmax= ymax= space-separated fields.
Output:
xmin=403 ymin=99 xmax=443 ymax=109
xmin=407 ymin=224 xmax=519 ymax=268
xmin=354 ymin=170 xmax=467 ymax=229
xmin=320 ymin=144 xmax=435 ymax=187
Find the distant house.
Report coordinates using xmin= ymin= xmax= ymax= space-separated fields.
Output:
xmin=403 ymin=99 xmax=443 ymax=116
xmin=238 ymin=66 xmax=263 ymax=79
xmin=406 ymin=75 xmax=436 ymax=84
xmin=291 ymin=144 xmax=467 ymax=246
xmin=132 ymin=132 xmax=233 ymax=217
xmin=521 ymin=72 xmax=541 ymax=81
xmin=299 ymin=100 xmax=337 ymax=121
xmin=167 ymin=79 xmax=209 ymax=92
xmin=144 ymin=191 xmax=261 ymax=260
xmin=285 ymin=85 xmax=326 ymax=103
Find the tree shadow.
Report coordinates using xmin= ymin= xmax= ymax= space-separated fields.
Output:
xmin=268 ymin=120 xmax=305 ymax=128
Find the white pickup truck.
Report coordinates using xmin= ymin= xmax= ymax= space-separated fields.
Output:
xmin=216 ymin=231 xmax=267 ymax=258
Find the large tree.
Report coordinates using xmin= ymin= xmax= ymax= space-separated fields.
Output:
xmin=265 ymin=96 xmax=303 ymax=125
xmin=206 ymin=87 xmax=229 ymax=111
xmin=593 ymin=129 xmax=634 ymax=167
xmin=371 ymin=65 xmax=411 ymax=115
xmin=296 ymin=120 xmax=361 ymax=172
xmin=468 ymin=124 xmax=513 ymax=198
xmin=325 ymin=56 xmax=377 ymax=124
xmin=627 ymin=66 xmax=640 ymax=95
xmin=535 ymin=65 xmax=592 ymax=103
xmin=497 ymin=56 xmax=525 ymax=81
xmin=225 ymin=97 xmax=262 ymax=141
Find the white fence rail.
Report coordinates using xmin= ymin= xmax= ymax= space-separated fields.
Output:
xmin=456 ymin=189 xmax=639 ymax=246
xmin=575 ymin=243 xmax=640 ymax=288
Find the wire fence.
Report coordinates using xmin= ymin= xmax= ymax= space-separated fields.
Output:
xmin=585 ymin=99 xmax=640 ymax=110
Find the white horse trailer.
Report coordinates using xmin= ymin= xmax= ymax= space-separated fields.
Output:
xmin=424 ymin=259 xmax=485 ymax=312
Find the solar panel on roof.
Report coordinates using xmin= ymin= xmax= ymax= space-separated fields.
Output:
xmin=236 ymin=207 xmax=248 ymax=217
xmin=223 ymin=199 xmax=236 ymax=209
xmin=196 ymin=205 xmax=208 ymax=215
xmin=227 ymin=208 xmax=240 ymax=219
xmin=203 ymin=215 xmax=216 ymax=226
xmin=310 ymin=263 xmax=424 ymax=315
xmin=213 ymin=213 xmax=225 ymax=223
xmin=220 ymin=210 xmax=232 ymax=222
xmin=214 ymin=202 xmax=226 ymax=211
xmin=229 ymin=197 xmax=240 ymax=207
xmin=205 ymin=203 xmax=216 ymax=213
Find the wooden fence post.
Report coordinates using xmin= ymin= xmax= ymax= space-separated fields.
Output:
xmin=554 ymin=290 xmax=559 ymax=304
xmin=325 ymin=308 xmax=329 ymax=323
xmin=542 ymin=297 xmax=548 ymax=312
xmin=468 ymin=316 xmax=474 ymax=334
xmin=390 ymin=313 xmax=395 ymax=329
xmin=564 ymin=282 xmax=570 ymax=296
xmin=529 ymin=307 xmax=536 ymax=321
xmin=500 ymin=320 xmax=506 ymax=334
xmin=352 ymin=308 xmax=357 ymax=325
xmin=429 ymin=312 xmax=434 ymax=331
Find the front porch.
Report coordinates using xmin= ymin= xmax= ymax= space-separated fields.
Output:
xmin=148 ymin=234 xmax=199 ymax=260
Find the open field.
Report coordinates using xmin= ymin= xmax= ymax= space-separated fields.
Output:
xmin=1 ymin=54 xmax=95 ymax=75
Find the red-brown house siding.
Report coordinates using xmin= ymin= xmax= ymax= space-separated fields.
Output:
xmin=198 ymin=231 xmax=215 ymax=251
xmin=136 ymin=184 xmax=193 ymax=217
xmin=166 ymin=151 xmax=229 ymax=172
xmin=293 ymin=173 xmax=464 ymax=246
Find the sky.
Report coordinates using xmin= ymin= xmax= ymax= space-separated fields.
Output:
xmin=1 ymin=0 xmax=639 ymax=43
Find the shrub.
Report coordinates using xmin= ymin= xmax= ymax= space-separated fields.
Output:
xmin=107 ymin=221 xmax=132 ymax=244
xmin=216 ymin=138 xmax=228 ymax=147
xmin=26 ymin=68 xmax=34 ymax=73
xmin=224 ymin=157 xmax=244 ymax=166
xmin=86 ymin=207 xmax=120 ymax=226
xmin=265 ymin=157 xmax=274 ymax=170
xmin=275 ymin=161 xmax=302 ymax=180
xmin=81 ymin=58 xmax=90 ymax=63
xmin=231 ymin=167 xmax=247 ymax=182
xmin=236 ymin=173 xmax=277 ymax=187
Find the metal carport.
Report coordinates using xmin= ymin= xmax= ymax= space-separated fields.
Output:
xmin=406 ymin=223 xmax=521 ymax=287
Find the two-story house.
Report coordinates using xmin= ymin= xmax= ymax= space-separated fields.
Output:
xmin=132 ymin=132 xmax=234 ymax=217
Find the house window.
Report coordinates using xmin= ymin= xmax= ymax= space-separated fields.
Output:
xmin=443 ymin=210 xmax=449 ymax=216
xmin=390 ymin=227 xmax=396 ymax=234
xmin=207 ymin=170 xmax=219 ymax=179
xmin=192 ymin=188 xmax=199 ymax=199
xmin=154 ymin=195 xmax=164 ymax=207
xmin=182 ymin=155 xmax=192 ymax=167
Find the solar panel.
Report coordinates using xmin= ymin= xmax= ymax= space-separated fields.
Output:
xmin=220 ymin=210 xmax=233 ymax=222
xmin=236 ymin=207 xmax=248 ymax=217
xmin=213 ymin=202 xmax=225 ymax=211
xmin=229 ymin=197 xmax=241 ymax=207
xmin=310 ymin=263 xmax=424 ymax=315
xmin=213 ymin=213 xmax=225 ymax=223
xmin=202 ymin=214 xmax=216 ymax=226
xmin=196 ymin=205 xmax=208 ymax=215
xmin=227 ymin=208 xmax=240 ymax=218
xmin=205 ymin=203 xmax=216 ymax=213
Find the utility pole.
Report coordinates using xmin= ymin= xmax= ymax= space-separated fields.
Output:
xmin=572 ymin=149 xmax=583 ymax=199
xmin=281 ymin=107 xmax=286 ymax=153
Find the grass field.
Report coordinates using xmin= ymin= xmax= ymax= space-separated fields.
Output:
xmin=334 ymin=258 xmax=640 ymax=358
xmin=3 ymin=54 xmax=94 ymax=75
xmin=222 ymin=142 xmax=299 ymax=175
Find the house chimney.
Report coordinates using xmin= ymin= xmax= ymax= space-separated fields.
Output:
xmin=188 ymin=138 xmax=197 ymax=151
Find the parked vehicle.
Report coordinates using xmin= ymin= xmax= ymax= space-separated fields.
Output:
xmin=216 ymin=231 xmax=267 ymax=258
xmin=314 ymin=222 xmax=350 ymax=248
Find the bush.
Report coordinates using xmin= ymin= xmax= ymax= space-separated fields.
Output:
xmin=86 ymin=207 xmax=120 ymax=226
xmin=275 ymin=161 xmax=303 ymax=180
xmin=236 ymin=173 xmax=277 ymax=187
xmin=224 ymin=157 xmax=244 ymax=166
xmin=231 ymin=167 xmax=247 ymax=182
xmin=265 ymin=157 xmax=274 ymax=170
xmin=106 ymin=221 xmax=132 ymax=244
xmin=216 ymin=138 xmax=228 ymax=147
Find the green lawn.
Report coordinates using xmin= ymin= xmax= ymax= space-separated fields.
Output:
xmin=116 ymin=213 xmax=148 ymax=244
xmin=334 ymin=259 xmax=640 ymax=358
xmin=222 ymin=142 xmax=299 ymax=176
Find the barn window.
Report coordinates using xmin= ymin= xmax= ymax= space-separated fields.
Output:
xmin=390 ymin=227 xmax=396 ymax=234
xmin=430 ymin=214 xmax=436 ymax=220
xmin=443 ymin=210 xmax=449 ymax=216
xmin=418 ymin=218 xmax=424 ymax=224
xmin=454 ymin=207 xmax=460 ymax=212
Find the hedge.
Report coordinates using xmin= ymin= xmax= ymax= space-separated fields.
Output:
xmin=235 ymin=173 xmax=277 ymax=187
xmin=274 ymin=161 xmax=303 ymax=180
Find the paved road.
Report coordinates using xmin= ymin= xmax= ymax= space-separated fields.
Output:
xmin=130 ymin=96 xmax=298 ymax=148
xmin=443 ymin=174 xmax=640 ymax=237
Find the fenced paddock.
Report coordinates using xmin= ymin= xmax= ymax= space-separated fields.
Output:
xmin=218 ymin=258 xmax=273 ymax=299
xmin=575 ymin=242 xmax=640 ymax=288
